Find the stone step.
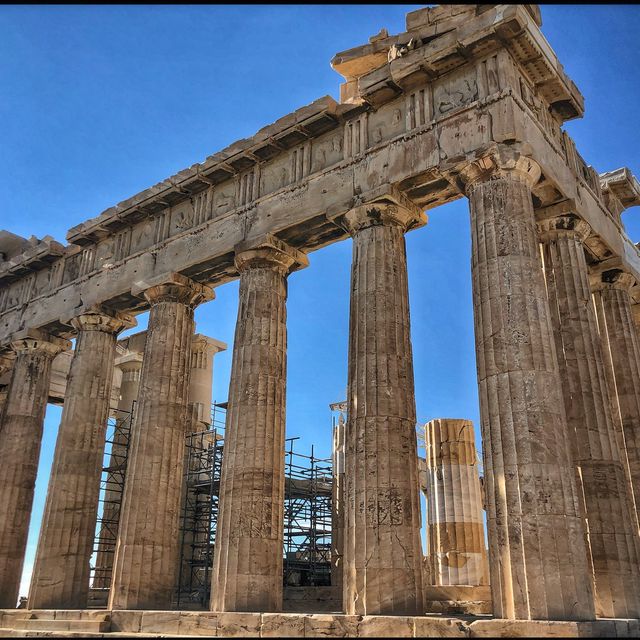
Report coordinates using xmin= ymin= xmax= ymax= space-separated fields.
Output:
xmin=14 ymin=617 xmax=111 ymax=632
xmin=27 ymin=610 xmax=110 ymax=621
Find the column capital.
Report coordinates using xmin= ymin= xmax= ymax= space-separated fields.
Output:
xmin=9 ymin=329 xmax=71 ymax=358
xmin=590 ymin=258 xmax=638 ymax=292
xmin=536 ymin=213 xmax=591 ymax=244
xmin=234 ymin=234 xmax=308 ymax=274
xmin=591 ymin=267 xmax=637 ymax=293
xmin=191 ymin=334 xmax=227 ymax=357
xmin=132 ymin=273 xmax=214 ymax=308
xmin=68 ymin=307 xmax=136 ymax=336
xmin=334 ymin=185 xmax=426 ymax=236
xmin=459 ymin=146 xmax=541 ymax=193
xmin=114 ymin=352 xmax=144 ymax=372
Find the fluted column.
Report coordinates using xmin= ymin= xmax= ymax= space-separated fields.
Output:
xmin=211 ymin=235 xmax=307 ymax=613
xmin=29 ymin=309 xmax=135 ymax=609
xmin=461 ymin=148 xmax=595 ymax=621
xmin=189 ymin=334 xmax=226 ymax=431
xmin=592 ymin=267 xmax=640 ymax=526
xmin=424 ymin=418 xmax=488 ymax=587
xmin=331 ymin=412 xmax=345 ymax=598
xmin=109 ymin=273 xmax=213 ymax=610
xmin=0 ymin=330 xmax=70 ymax=608
xmin=539 ymin=216 xmax=640 ymax=618
xmin=92 ymin=352 xmax=144 ymax=590
xmin=340 ymin=192 xmax=426 ymax=616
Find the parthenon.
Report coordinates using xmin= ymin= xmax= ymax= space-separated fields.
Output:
xmin=1 ymin=3 xmax=640 ymax=637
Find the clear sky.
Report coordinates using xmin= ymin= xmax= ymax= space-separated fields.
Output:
xmin=2 ymin=4 xmax=640 ymax=600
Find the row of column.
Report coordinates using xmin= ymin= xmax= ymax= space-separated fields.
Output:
xmin=461 ymin=146 xmax=640 ymax=620
xmin=1 ymin=146 xmax=640 ymax=620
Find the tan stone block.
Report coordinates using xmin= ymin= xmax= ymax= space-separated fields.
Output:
xmin=304 ymin=614 xmax=360 ymax=637
xmin=108 ymin=610 xmax=142 ymax=633
xmin=357 ymin=615 xmax=414 ymax=637
xmin=139 ymin=611 xmax=180 ymax=634
xmin=216 ymin=612 xmax=261 ymax=638
xmin=414 ymin=616 xmax=469 ymax=637
xmin=468 ymin=619 xmax=582 ymax=637
xmin=261 ymin=613 xmax=307 ymax=637
xmin=178 ymin=611 xmax=217 ymax=636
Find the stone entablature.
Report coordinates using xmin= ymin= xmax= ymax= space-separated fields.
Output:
xmin=1 ymin=5 xmax=639 ymax=352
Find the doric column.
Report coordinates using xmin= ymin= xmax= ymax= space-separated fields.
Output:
xmin=424 ymin=419 xmax=488 ymax=587
xmin=189 ymin=334 xmax=226 ymax=431
xmin=28 ymin=309 xmax=135 ymax=609
xmin=539 ymin=216 xmax=640 ymax=618
xmin=211 ymin=235 xmax=307 ymax=613
xmin=92 ymin=352 xmax=144 ymax=590
xmin=0 ymin=330 xmax=70 ymax=608
xmin=592 ymin=267 xmax=640 ymax=527
xmin=338 ymin=190 xmax=426 ymax=616
xmin=115 ymin=352 xmax=145 ymax=414
xmin=331 ymin=411 xmax=346 ymax=599
xmin=109 ymin=273 xmax=213 ymax=610
xmin=461 ymin=148 xmax=595 ymax=621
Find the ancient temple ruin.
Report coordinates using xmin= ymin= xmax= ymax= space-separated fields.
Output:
xmin=1 ymin=3 xmax=640 ymax=637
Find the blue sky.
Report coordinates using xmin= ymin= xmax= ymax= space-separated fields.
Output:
xmin=2 ymin=5 xmax=639 ymax=599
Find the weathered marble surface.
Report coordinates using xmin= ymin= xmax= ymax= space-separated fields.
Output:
xmin=29 ymin=311 xmax=134 ymax=610
xmin=339 ymin=191 xmax=426 ymax=616
xmin=109 ymin=274 xmax=213 ymax=610
xmin=462 ymin=149 xmax=596 ymax=621
xmin=424 ymin=419 xmax=488 ymax=588
xmin=211 ymin=236 xmax=307 ymax=613
xmin=0 ymin=608 xmax=638 ymax=638
xmin=540 ymin=217 xmax=640 ymax=618
xmin=0 ymin=332 xmax=70 ymax=609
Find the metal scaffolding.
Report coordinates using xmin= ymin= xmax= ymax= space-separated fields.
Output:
xmin=90 ymin=400 xmax=334 ymax=609
xmin=90 ymin=405 xmax=134 ymax=592
xmin=176 ymin=401 xmax=226 ymax=609
xmin=283 ymin=439 xmax=333 ymax=588
xmin=176 ymin=409 xmax=334 ymax=607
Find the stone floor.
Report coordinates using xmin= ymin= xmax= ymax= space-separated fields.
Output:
xmin=0 ymin=609 xmax=639 ymax=638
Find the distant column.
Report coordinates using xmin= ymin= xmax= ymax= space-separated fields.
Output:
xmin=592 ymin=267 xmax=640 ymax=527
xmin=0 ymin=330 xmax=70 ymax=608
xmin=211 ymin=235 xmax=307 ymax=613
xmin=461 ymin=148 xmax=595 ymax=621
xmin=331 ymin=411 xmax=346 ymax=598
xmin=109 ymin=273 xmax=213 ymax=610
xmin=188 ymin=334 xmax=226 ymax=431
xmin=424 ymin=418 xmax=488 ymax=587
xmin=29 ymin=309 xmax=134 ymax=609
xmin=340 ymin=191 xmax=426 ymax=616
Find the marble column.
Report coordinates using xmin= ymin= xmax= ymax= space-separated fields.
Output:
xmin=0 ymin=330 xmax=70 ymax=608
xmin=109 ymin=273 xmax=213 ymax=610
xmin=92 ymin=352 xmax=144 ymax=590
xmin=424 ymin=419 xmax=489 ymax=587
xmin=461 ymin=149 xmax=595 ymax=621
xmin=592 ymin=267 xmax=640 ymax=527
xmin=211 ymin=235 xmax=307 ymax=613
xmin=331 ymin=412 xmax=345 ymax=598
xmin=539 ymin=216 xmax=640 ymax=618
xmin=178 ymin=334 xmax=225 ymax=598
xmin=340 ymin=192 xmax=426 ymax=616
xmin=189 ymin=334 xmax=226 ymax=431
xmin=28 ymin=309 xmax=134 ymax=609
